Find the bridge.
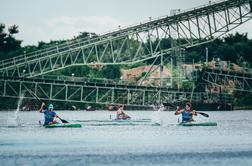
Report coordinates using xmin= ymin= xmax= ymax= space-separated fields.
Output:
xmin=201 ymin=67 xmax=252 ymax=92
xmin=0 ymin=0 xmax=252 ymax=108
xmin=0 ymin=76 xmax=232 ymax=108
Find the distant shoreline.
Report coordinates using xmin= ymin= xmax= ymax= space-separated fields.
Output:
xmin=234 ymin=106 xmax=252 ymax=111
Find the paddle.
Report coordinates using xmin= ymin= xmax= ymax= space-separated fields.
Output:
xmin=57 ymin=117 xmax=69 ymax=123
xmin=163 ymin=102 xmax=209 ymax=118
xmin=27 ymin=89 xmax=69 ymax=123
xmin=195 ymin=112 xmax=209 ymax=118
xmin=27 ymin=89 xmax=41 ymax=104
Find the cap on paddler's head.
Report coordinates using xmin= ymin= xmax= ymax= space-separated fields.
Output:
xmin=48 ymin=104 xmax=54 ymax=110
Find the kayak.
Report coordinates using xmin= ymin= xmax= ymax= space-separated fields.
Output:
xmin=75 ymin=119 xmax=151 ymax=123
xmin=44 ymin=123 xmax=82 ymax=128
xmin=113 ymin=118 xmax=131 ymax=121
xmin=179 ymin=121 xmax=217 ymax=126
xmin=83 ymin=123 xmax=160 ymax=126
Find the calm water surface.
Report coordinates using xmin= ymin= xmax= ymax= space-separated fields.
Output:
xmin=0 ymin=110 xmax=252 ymax=166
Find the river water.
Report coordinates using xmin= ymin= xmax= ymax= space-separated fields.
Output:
xmin=0 ymin=110 xmax=252 ymax=166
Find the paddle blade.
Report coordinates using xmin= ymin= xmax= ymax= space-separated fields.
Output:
xmin=35 ymin=98 xmax=42 ymax=105
xmin=59 ymin=117 xmax=69 ymax=123
xmin=196 ymin=112 xmax=209 ymax=118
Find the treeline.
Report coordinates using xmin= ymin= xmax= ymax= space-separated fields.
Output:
xmin=186 ymin=32 xmax=252 ymax=67
xmin=0 ymin=24 xmax=97 ymax=61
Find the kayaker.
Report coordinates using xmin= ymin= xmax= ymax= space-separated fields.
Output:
xmin=116 ymin=104 xmax=131 ymax=119
xmin=39 ymin=102 xmax=60 ymax=125
xmin=174 ymin=102 xmax=197 ymax=122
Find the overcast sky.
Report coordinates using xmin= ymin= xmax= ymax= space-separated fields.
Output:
xmin=1 ymin=0 xmax=252 ymax=46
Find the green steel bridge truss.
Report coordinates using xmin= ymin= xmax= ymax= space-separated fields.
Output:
xmin=0 ymin=77 xmax=232 ymax=107
xmin=1 ymin=0 xmax=252 ymax=78
xmin=0 ymin=0 xmax=252 ymax=106
xmin=202 ymin=68 xmax=252 ymax=92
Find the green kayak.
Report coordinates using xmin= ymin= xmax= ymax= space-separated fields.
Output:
xmin=179 ymin=121 xmax=217 ymax=126
xmin=44 ymin=123 xmax=82 ymax=128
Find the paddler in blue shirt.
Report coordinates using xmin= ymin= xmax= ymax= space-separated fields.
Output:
xmin=39 ymin=102 xmax=60 ymax=125
xmin=116 ymin=104 xmax=131 ymax=119
xmin=174 ymin=102 xmax=197 ymax=122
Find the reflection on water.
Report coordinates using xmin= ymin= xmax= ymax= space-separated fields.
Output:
xmin=0 ymin=110 xmax=252 ymax=166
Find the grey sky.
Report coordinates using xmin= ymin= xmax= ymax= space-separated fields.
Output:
xmin=1 ymin=0 xmax=252 ymax=46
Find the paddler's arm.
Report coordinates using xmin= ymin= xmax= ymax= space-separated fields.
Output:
xmin=122 ymin=111 xmax=131 ymax=118
xmin=174 ymin=106 xmax=183 ymax=115
xmin=39 ymin=102 xmax=45 ymax=113
xmin=121 ymin=105 xmax=130 ymax=118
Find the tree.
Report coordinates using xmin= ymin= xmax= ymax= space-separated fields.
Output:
xmin=101 ymin=65 xmax=121 ymax=79
xmin=224 ymin=32 xmax=248 ymax=45
xmin=0 ymin=23 xmax=22 ymax=60
xmin=8 ymin=25 xmax=19 ymax=35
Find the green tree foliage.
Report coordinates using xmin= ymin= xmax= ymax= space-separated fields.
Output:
xmin=187 ymin=32 xmax=252 ymax=67
xmin=101 ymin=65 xmax=121 ymax=79
xmin=52 ymin=66 xmax=91 ymax=77
xmin=75 ymin=32 xmax=97 ymax=39
xmin=0 ymin=23 xmax=22 ymax=60
xmin=234 ymin=91 xmax=252 ymax=107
